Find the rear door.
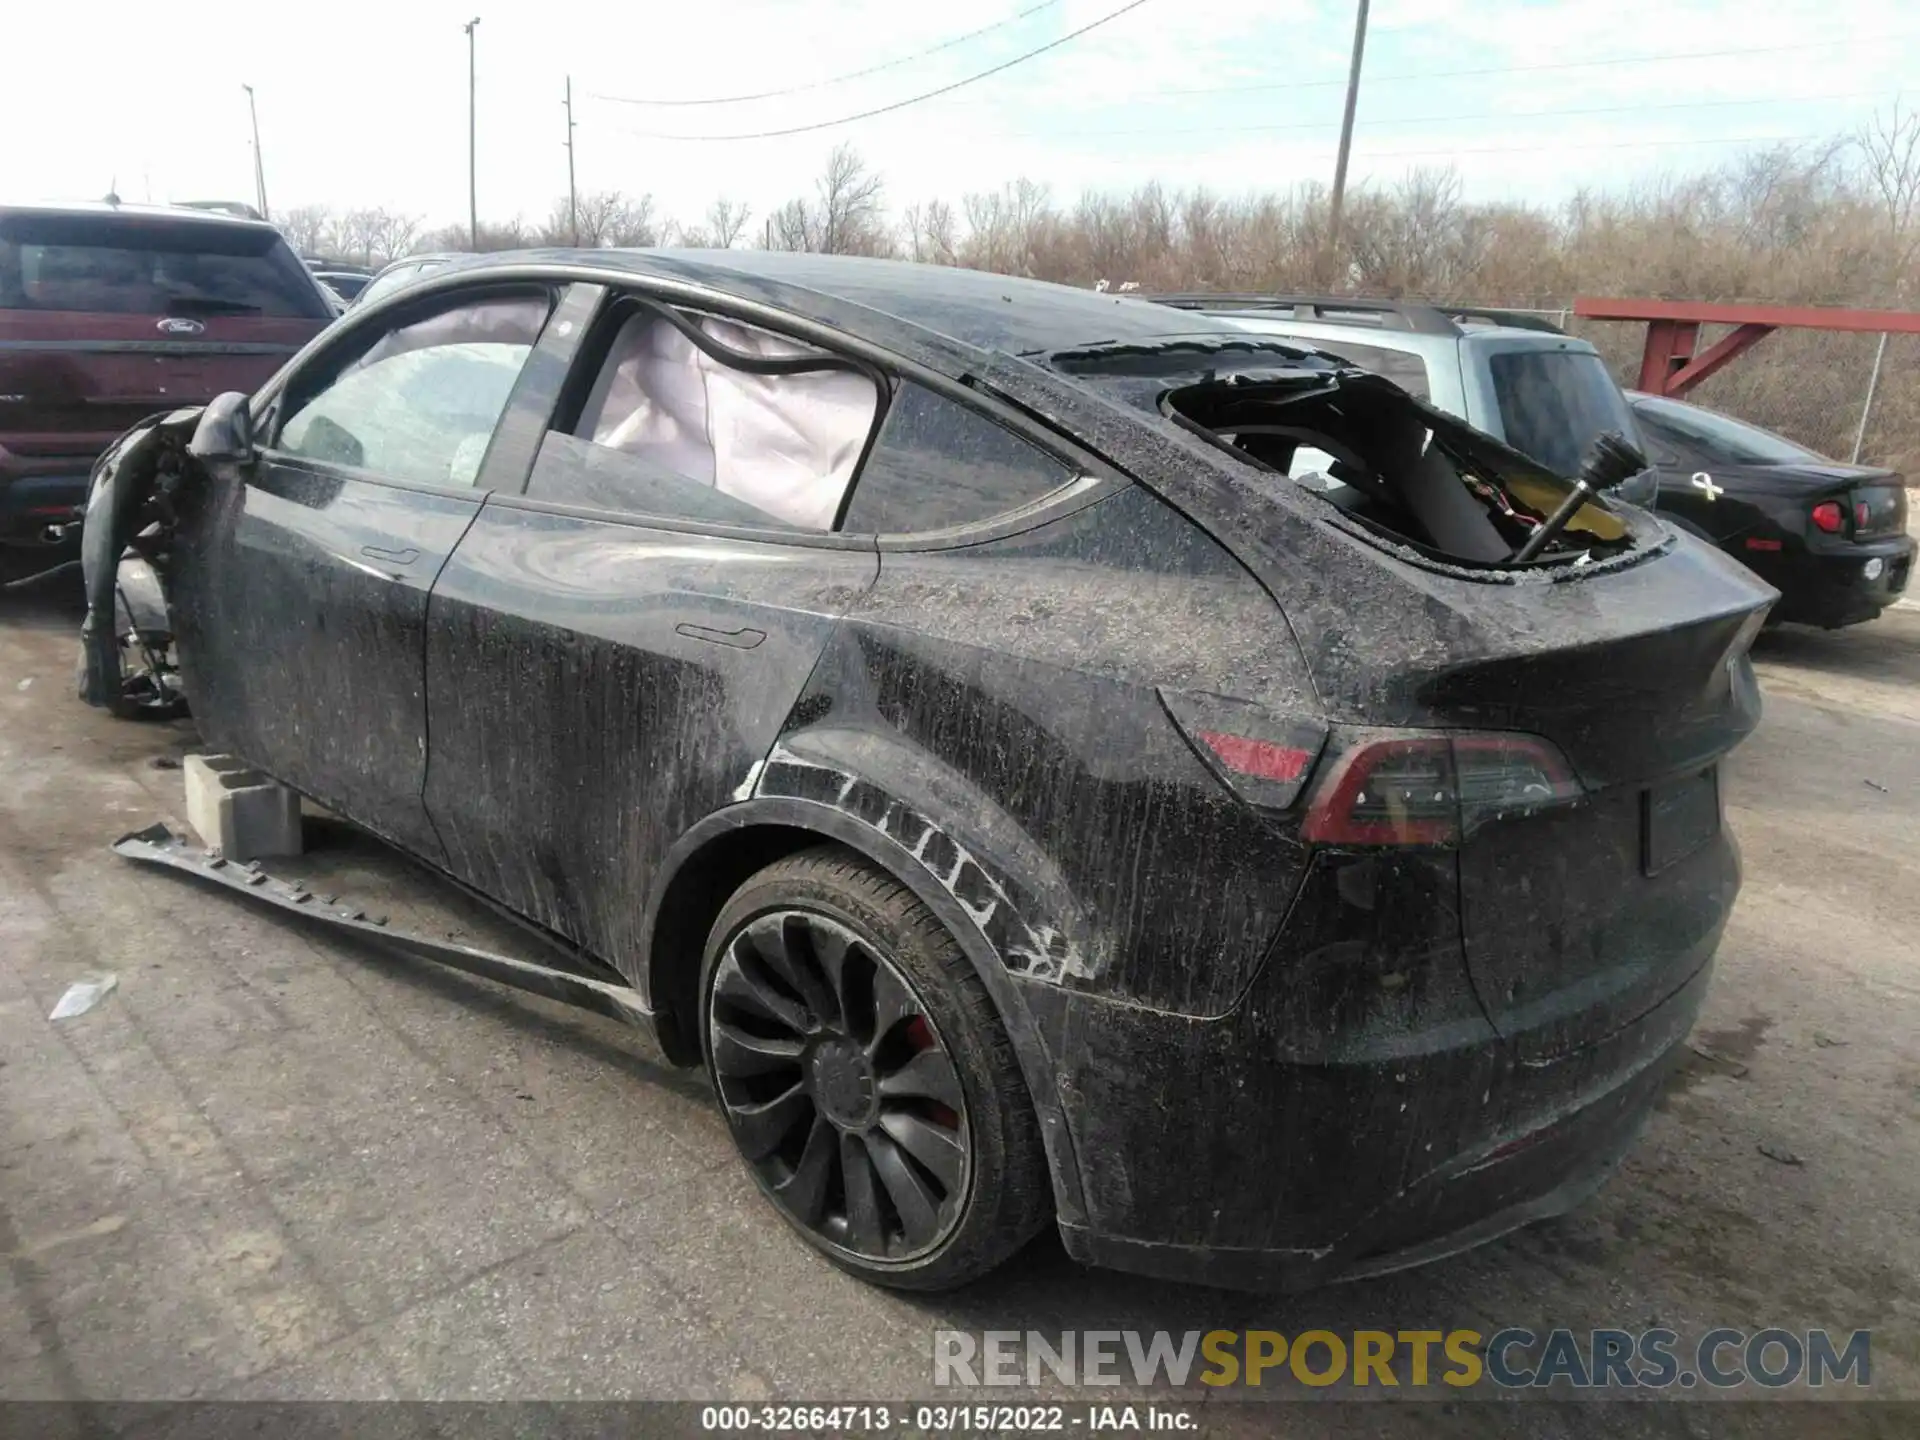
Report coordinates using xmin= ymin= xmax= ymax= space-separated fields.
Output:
xmin=421 ymin=289 xmax=883 ymax=967
xmin=172 ymin=284 xmax=556 ymax=858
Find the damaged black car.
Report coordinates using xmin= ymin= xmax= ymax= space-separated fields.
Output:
xmin=78 ymin=251 xmax=1775 ymax=1292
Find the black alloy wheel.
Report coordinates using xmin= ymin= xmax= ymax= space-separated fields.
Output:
xmin=707 ymin=908 xmax=971 ymax=1262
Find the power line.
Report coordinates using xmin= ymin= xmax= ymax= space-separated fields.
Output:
xmin=1016 ymin=89 xmax=1880 ymax=143
xmin=590 ymin=1 xmax=1063 ymax=107
xmin=1125 ymin=29 xmax=1920 ymax=101
xmin=599 ymin=0 xmax=1155 ymax=141
xmin=901 ymin=28 xmax=1920 ymax=110
xmin=1061 ymin=132 xmax=1824 ymax=167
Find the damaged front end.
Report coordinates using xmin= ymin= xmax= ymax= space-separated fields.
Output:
xmin=77 ymin=406 xmax=205 ymax=718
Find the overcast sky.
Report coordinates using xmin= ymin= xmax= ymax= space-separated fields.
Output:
xmin=4 ymin=0 xmax=1916 ymax=233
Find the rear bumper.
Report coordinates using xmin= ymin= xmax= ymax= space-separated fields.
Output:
xmin=1760 ymin=531 xmax=1913 ymax=627
xmin=1040 ymin=926 xmax=1720 ymax=1292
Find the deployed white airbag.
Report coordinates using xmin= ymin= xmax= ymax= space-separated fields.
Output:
xmin=579 ymin=312 xmax=877 ymax=531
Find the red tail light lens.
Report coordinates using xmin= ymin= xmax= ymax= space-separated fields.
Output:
xmin=1158 ymin=687 xmax=1329 ymax=810
xmin=1301 ymin=731 xmax=1581 ymax=847
xmin=1192 ymin=730 xmax=1314 ymax=783
xmin=1811 ymin=500 xmax=1845 ymax=534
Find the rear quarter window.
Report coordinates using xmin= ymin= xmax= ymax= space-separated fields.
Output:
xmin=842 ymin=383 xmax=1078 ymax=533
xmin=0 ymin=212 xmax=329 ymax=319
xmin=1488 ymin=348 xmax=1634 ymax=478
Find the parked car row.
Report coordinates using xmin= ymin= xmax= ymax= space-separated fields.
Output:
xmin=300 ymin=254 xmax=458 ymax=309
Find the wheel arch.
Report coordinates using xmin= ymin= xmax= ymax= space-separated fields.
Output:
xmin=638 ymin=796 xmax=1088 ymax=1229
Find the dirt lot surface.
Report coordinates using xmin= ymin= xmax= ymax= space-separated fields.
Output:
xmin=3 ymin=577 xmax=1918 ymax=1438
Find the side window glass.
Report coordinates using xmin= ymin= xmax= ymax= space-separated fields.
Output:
xmin=1311 ymin=341 xmax=1432 ymax=400
xmin=841 ymin=383 xmax=1077 ymax=533
xmin=276 ymin=293 xmax=548 ymax=486
xmin=529 ymin=307 xmax=878 ymax=531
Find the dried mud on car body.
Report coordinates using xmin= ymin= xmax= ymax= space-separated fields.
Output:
xmin=2 ymin=590 xmax=1919 ymax=1418
xmin=68 ymin=256 xmax=1776 ymax=1293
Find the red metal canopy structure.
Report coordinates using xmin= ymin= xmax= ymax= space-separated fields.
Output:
xmin=1573 ymin=297 xmax=1920 ymax=397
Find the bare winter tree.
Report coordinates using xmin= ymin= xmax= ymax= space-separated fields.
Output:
xmin=416 ymin=216 xmax=534 ymax=253
xmin=959 ymin=180 xmax=1052 ymax=275
xmin=537 ymin=191 xmax=658 ymax=248
xmin=903 ymin=198 xmax=959 ymax=265
xmin=767 ymin=198 xmax=812 ymax=252
xmin=599 ymin=192 xmax=660 ymax=247
xmin=1857 ymin=101 xmax=1920 ymax=271
xmin=767 ymin=145 xmax=892 ymax=255
xmin=705 ymin=197 xmax=752 ymax=249
xmin=277 ymin=204 xmax=340 ymax=258
xmin=1344 ymin=168 xmax=1472 ymax=295
xmin=817 ymin=144 xmax=889 ymax=255
xmin=334 ymin=207 xmax=424 ymax=267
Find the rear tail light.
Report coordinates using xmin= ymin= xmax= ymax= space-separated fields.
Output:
xmin=1811 ymin=500 xmax=1845 ymax=534
xmin=1856 ymin=500 xmax=1871 ymax=529
xmin=1301 ymin=731 xmax=1581 ymax=847
xmin=1158 ymin=687 xmax=1328 ymax=811
xmin=1192 ymin=730 xmax=1315 ymax=783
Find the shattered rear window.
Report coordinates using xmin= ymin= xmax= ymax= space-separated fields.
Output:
xmin=1164 ymin=369 xmax=1632 ymax=571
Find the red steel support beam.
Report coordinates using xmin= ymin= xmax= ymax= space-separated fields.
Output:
xmin=1578 ymin=296 xmax=1920 ymax=400
xmin=1662 ymin=323 xmax=1775 ymax=396
xmin=1636 ymin=318 xmax=1697 ymax=394
xmin=1576 ymin=297 xmax=1920 ymax=334
xmin=1636 ymin=319 xmax=1777 ymax=397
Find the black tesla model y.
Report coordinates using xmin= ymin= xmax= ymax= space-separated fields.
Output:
xmin=79 ymin=251 xmax=1774 ymax=1290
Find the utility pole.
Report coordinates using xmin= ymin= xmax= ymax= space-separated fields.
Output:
xmin=242 ymin=84 xmax=269 ymax=221
xmin=464 ymin=17 xmax=481 ymax=248
xmin=1325 ymin=0 xmax=1370 ymax=274
xmin=564 ymin=76 xmax=578 ymax=246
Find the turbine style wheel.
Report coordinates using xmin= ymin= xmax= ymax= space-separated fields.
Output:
xmin=709 ymin=909 xmax=969 ymax=1259
xmin=700 ymin=846 xmax=1052 ymax=1290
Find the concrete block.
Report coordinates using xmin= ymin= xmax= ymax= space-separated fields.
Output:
xmin=184 ymin=753 xmax=303 ymax=861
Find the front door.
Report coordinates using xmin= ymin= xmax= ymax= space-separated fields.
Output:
xmin=421 ymin=293 xmax=885 ymax=970
xmin=172 ymin=287 xmax=556 ymax=858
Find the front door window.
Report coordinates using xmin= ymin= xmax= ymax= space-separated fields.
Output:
xmin=277 ymin=294 xmax=549 ymax=486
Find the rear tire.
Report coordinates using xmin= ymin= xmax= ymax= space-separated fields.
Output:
xmin=699 ymin=845 xmax=1052 ymax=1291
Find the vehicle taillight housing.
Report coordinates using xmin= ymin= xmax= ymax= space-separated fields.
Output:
xmin=1158 ymin=687 xmax=1329 ymax=811
xmin=1811 ymin=500 xmax=1845 ymax=534
xmin=1301 ymin=731 xmax=1582 ymax=847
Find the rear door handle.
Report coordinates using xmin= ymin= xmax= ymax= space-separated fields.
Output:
xmin=361 ymin=545 xmax=421 ymax=566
